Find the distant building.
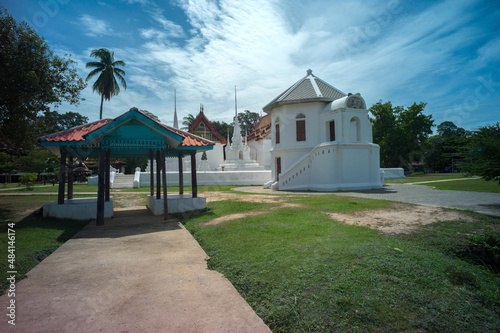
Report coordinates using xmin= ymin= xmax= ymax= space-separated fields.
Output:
xmin=187 ymin=106 xmax=226 ymax=170
xmin=263 ymin=70 xmax=383 ymax=191
xmin=246 ymin=114 xmax=272 ymax=169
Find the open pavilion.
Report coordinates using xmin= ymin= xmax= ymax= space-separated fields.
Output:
xmin=38 ymin=108 xmax=214 ymax=225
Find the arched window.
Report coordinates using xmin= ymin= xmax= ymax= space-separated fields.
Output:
xmin=350 ymin=117 xmax=361 ymax=142
xmin=296 ymin=114 xmax=306 ymax=141
xmin=275 ymin=117 xmax=280 ymax=144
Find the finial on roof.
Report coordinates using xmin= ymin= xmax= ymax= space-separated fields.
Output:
xmin=173 ymin=89 xmax=179 ymax=129
xmin=307 ymin=69 xmax=313 ymax=76
xmin=200 ymin=104 xmax=204 ymax=113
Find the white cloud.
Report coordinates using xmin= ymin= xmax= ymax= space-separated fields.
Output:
xmin=78 ymin=14 xmax=115 ymax=37
xmin=57 ymin=0 xmax=499 ymax=130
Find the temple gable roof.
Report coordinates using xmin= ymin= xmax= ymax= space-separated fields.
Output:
xmin=188 ymin=110 xmax=227 ymax=144
xmin=262 ymin=69 xmax=346 ymax=112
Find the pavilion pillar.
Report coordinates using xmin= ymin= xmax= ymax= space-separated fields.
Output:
xmin=105 ymin=149 xmax=111 ymax=202
xmin=191 ymin=152 xmax=197 ymax=198
xmin=67 ymin=153 xmax=73 ymax=200
xmin=162 ymin=149 xmax=168 ymax=220
xmin=96 ymin=149 xmax=106 ymax=226
xmin=58 ymin=151 xmax=67 ymax=205
xmin=156 ymin=150 xmax=161 ymax=200
xmin=178 ymin=152 xmax=183 ymax=195
xmin=150 ymin=149 xmax=154 ymax=196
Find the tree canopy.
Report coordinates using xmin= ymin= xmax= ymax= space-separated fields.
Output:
xmin=423 ymin=121 xmax=470 ymax=172
xmin=37 ymin=110 xmax=89 ymax=134
xmin=370 ymin=101 xmax=434 ymax=168
xmin=86 ymin=48 xmax=126 ymax=119
xmin=467 ymin=123 xmax=500 ymax=184
xmin=237 ymin=110 xmax=260 ymax=135
xmin=182 ymin=113 xmax=195 ymax=130
xmin=0 ymin=8 xmax=86 ymax=152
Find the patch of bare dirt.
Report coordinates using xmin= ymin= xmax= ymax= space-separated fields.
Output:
xmin=202 ymin=191 xmax=292 ymax=203
xmin=203 ymin=202 xmax=305 ymax=226
xmin=324 ymin=203 xmax=477 ymax=235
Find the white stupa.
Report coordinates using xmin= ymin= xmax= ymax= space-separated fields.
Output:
xmin=218 ymin=89 xmax=263 ymax=171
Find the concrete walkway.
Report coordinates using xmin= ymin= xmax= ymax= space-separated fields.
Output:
xmin=235 ymin=183 xmax=500 ymax=218
xmin=332 ymin=184 xmax=500 ymax=218
xmin=0 ymin=208 xmax=271 ymax=333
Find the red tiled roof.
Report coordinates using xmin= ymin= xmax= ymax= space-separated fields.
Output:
xmin=247 ymin=114 xmax=271 ymax=142
xmin=40 ymin=119 xmax=112 ymax=142
xmin=188 ymin=111 xmax=227 ymax=144
xmin=38 ymin=109 xmax=213 ymax=148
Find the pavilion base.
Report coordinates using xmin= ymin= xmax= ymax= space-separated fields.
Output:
xmin=43 ymin=197 xmax=114 ymax=220
xmin=147 ymin=194 xmax=206 ymax=215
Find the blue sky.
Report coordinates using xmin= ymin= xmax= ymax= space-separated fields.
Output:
xmin=4 ymin=0 xmax=500 ymax=131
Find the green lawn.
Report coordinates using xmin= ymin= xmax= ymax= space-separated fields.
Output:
xmin=385 ymin=173 xmax=500 ymax=193
xmin=426 ymin=178 xmax=500 ymax=193
xmin=385 ymin=173 xmax=468 ymax=183
xmin=179 ymin=196 xmax=500 ymax=333
xmin=0 ymin=195 xmax=89 ymax=295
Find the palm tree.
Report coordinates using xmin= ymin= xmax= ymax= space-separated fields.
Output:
xmin=85 ymin=48 xmax=127 ymax=119
xmin=182 ymin=113 xmax=195 ymax=130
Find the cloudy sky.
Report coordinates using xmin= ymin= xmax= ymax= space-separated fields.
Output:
xmin=4 ymin=0 xmax=500 ymax=131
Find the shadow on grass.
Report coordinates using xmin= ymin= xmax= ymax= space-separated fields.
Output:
xmin=0 ymin=211 xmax=89 ymax=295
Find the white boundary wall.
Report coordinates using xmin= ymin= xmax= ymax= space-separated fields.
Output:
xmin=138 ymin=170 xmax=271 ymax=187
xmin=380 ymin=168 xmax=405 ymax=179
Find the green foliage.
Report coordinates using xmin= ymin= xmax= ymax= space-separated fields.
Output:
xmin=37 ymin=110 xmax=88 ymax=134
xmin=139 ymin=109 xmax=160 ymax=122
xmin=0 ymin=8 xmax=86 ymax=152
xmin=19 ymin=173 xmax=37 ymax=190
xmin=467 ymin=227 xmax=500 ymax=272
xmin=86 ymin=48 xmax=126 ymax=119
xmin=237 ymin=110 xmax=260 ymax=135
xmin=0 ymin=152 xmax=15 ymax=176
xmin=212 ymin=120 xmax=232 ymax=139
xmin=424 ymin=121 xmax=470 ymax=172
xmin=121 ymin=157 xmax=148 ymax=174
xmin=370 ymin=101 xmax=434 ymax=168
xmin=182 ymin=113 xmax=195 ymax=130
xmin=15 ymin=149 xmax=57 ymax=174
xmin=466 ymin=123 xmax=500 ymax=185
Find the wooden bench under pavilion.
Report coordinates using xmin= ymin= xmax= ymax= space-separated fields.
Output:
xmin=38 ymin=108 xmax=214 ymax=225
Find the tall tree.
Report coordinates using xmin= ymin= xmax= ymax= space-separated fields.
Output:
xmin=85 ymin=48 xmax=127 ymax=119
xmin=212 ymin=120 xmax=232 ymax=140
xmin=370 ymin=101 xmax=434 ymax=168
xmin=467 ymin=123 xmax=500 ymax=184
xmin=182 ymin=113 xmax=195 ymax=130
xmin=237 ymin=110 xmax=260 ymax=135
xmin=0 ymin=8 xmax=86 ymax=152
xmin=37 ymin=110 xmax=89 ymax=134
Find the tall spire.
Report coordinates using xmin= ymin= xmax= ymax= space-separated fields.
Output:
xmin=173 ymin=88 xmax=178 ymax=129
xmin=234 ymin=85 xmax=238 ymax=119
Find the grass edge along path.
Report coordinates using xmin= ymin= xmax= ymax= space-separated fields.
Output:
xmin=179 ymin=196 xmax=500 ymax=333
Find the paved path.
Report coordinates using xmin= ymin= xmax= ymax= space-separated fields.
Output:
xmin=333 ymin=184 xmax=500 ymax=218
xmin=0 ymin=208 xmax=271 ymax=333
xmin=235 ymin=184 xmax=500 ymax=218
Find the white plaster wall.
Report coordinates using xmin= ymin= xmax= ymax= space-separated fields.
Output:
xmin=246 ymin=138 xmax=272 ymax=169
xmin=278 ymin=142 xmax=383 ymax=191
xmin=43 ymin=197 xmax=113 ymax=220
xmin=195 ymin=143 xmax=224 ymax=170
xmin=139 ymin=170 xmax=271 ymax=187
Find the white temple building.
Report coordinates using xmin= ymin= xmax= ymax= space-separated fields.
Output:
xmin=263 ymin=70 xmax=384 ymax=191
xmin=218 ymin=109 xmax=263 ymax=171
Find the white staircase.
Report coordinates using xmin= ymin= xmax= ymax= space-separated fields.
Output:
xmin=112 ymin=174 xmax=134 ymax=189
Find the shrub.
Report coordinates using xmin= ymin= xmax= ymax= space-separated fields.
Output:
xmin=19 ymin=173 xmax=37 ymax=190
xmin=467 ymin=227 xmax=500 ymax=273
